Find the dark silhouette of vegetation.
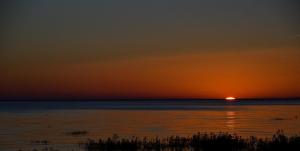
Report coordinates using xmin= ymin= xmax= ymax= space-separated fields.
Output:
xmin=17 ymin=130 xmax=300 ymax=151
xmin=85 ymin=130 xmax=300 ymax=151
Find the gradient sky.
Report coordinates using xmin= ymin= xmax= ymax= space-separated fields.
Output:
xmin=1 ymin=0 xmax=300 ymax=99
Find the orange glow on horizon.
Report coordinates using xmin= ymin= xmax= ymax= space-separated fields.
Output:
xmin=1 ymin=48 xmax=300 ymax=99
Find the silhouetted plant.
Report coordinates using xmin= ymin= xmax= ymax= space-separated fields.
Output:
xmin=85 ymin=131 xmax=300 ymax=151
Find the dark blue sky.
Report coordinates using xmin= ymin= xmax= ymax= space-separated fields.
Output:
xmin=2 ymin=0 xmax=299 ymax=62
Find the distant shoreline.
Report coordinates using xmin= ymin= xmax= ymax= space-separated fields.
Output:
xmin=1 ymin=98 xmax=300 ymax=102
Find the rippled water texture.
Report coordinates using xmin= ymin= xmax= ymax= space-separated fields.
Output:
xmin=0 ymin=100 xmax=300 ymax=151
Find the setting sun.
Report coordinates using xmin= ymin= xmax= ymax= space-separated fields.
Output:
xmin=225 ymin=97 xmax=236 ymax=101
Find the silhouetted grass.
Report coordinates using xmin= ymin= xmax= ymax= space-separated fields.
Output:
xmin=85 ymin=130 xmax=300 ymax=151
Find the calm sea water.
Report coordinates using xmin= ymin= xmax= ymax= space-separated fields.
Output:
xmin=0 ymin=100 xmax=300 ymax=151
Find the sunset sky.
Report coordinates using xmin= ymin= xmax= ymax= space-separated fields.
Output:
xmin=1 ymin=0 xmax=300 ymax=99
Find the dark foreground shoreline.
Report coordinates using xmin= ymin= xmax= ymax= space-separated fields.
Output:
xmin=20 ymin=130 xmax=300 ymax=151
xmin=85 ymin=131 xmax=300 ymax=151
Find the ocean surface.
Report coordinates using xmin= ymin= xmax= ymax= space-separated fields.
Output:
xmin=0 ymin=100 xmax=300 ymax=151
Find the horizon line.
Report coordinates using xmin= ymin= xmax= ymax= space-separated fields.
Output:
xmin=1 ymin=97 xmax=300 ymax=101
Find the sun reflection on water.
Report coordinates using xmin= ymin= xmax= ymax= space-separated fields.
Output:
xmin=226 ymin=111 xmax=236 ymax=129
